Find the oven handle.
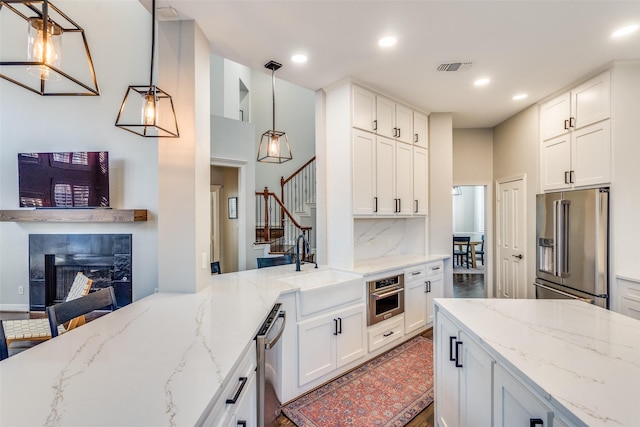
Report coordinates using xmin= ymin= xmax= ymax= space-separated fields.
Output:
xmin=371 ymin=287 xmax=404 ymax=300
xmin=533 ymin=282 xmax=593 ymax=303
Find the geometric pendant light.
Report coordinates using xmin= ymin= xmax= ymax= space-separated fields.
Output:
xmin=0 ymin=0 xmax=100 ymax=96
xmin=115 ymin=0 xmax=179 ymax=138
xmin=257 ymin=60 xmax=292 ymax=163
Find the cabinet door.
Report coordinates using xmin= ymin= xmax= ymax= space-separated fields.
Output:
xmin=413 ymin=111 xmax=428 ymax=147
xmin=376 ymin=136 xmax=396 ymax=215
xmin=413 ymin=146 xmax=428 ymax=215
xmin=572 ymin=71 xmax=610 ymax=130
xmin=541 ymin=133 xmax=571 ymax=192
xmin=395 ymin=142 xmax=413 ymax=215
xmin=540 ymin=93 xmax=571 ymax=141
xmin=298 ymin=314 xmax=337 ymax=386
xmin=435 ymin=311 xmax=461 ymax=427
xmin=335 ymin=304 xmax=366 ymax=368
xmin=352 ymin=130 xmax=376 ymax=215
xmin=395 ymin=104 xmax=413 ymax=144
xmin=459 ymin=331 xmax=493 ymax=427
xmin=426 ymin=274 xmax=443 ymax=325
xmin=376 ymin=96 xmax=396 ymax=138
xmin=352 ymin=86 xmax=376 ymax=132
xmin=494 ymin=364 xmax=553 ymax=427
xmin=572 ymin=120 xmax=611 ymax=188
xmin=404 ymin=267 xmax=427 ymax=334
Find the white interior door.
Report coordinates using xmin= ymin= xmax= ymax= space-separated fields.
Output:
xmin=496 ymin=177 xmax=526 ymax=299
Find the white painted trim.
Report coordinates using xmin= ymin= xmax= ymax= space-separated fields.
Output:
xmin=0 ymin=304 xmax=29 ymax=312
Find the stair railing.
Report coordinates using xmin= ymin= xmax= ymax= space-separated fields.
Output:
xmin=281 ymin=156 xmax=316 ymax=217
xmin=256 ymin=187 xmax=311 ymax=258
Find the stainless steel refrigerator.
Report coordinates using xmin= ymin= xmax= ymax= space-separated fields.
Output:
xmin=534 ymin=188 xmax=609 ymax=308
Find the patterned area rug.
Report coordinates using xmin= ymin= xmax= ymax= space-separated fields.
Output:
xmin=281 ymin=335 xmax=433 ymax=427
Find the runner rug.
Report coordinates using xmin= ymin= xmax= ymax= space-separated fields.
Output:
xmin=281 ymin=335 xmax=433 ymax=427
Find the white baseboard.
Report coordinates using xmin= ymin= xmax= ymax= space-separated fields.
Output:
xmin=0 ymin=304 xmax=29 ymax=312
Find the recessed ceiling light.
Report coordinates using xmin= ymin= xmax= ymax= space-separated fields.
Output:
xmin=378 ymin=36 xmax=397 ymax=48
xmin=474 ymin=78 xmax=490 ymax=87
xmin=612 ymin=24 xmax=639 ymax=38
xmin=512 ymin=93 xmax=528 ymax=101
xmin=291 ymin=54 xmax=308 ymax=64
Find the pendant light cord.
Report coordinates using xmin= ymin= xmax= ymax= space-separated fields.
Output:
xmin=149 ymin=0 xmax=156 ymax=87
xmin=271 ymin=67 xmax=276 ymax=131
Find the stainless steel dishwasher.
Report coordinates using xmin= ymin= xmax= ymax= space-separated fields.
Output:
xmin=256 ymin=303 xmax=286 ymax=427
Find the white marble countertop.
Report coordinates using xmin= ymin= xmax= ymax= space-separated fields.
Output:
xmin=435 ymin=298 xmax=640 ymax=426
xmin=0 ymin=262 xmax=334 ymax=427
xmin=352 ymin=254 xmax=449 ymax=276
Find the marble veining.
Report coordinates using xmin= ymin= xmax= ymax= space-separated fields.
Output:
xmin=435 ymin=298 xmax=640 ymax=426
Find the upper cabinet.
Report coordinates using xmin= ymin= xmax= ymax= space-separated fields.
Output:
xmin=413 ymin=112 xmax=429 ymax=148
xmin=352 ymin=85 xmax=377 ymax=132
xmin=539 ymin=71 xmax=611 ymax=192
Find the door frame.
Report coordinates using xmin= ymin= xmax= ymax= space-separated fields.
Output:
xmin=495 ymin=174 xmax=527 ymax=299
xmin=211 ymin=157 xmax=247 ymax=271
xmin=452 ymin=180 xmax=494 ymax=298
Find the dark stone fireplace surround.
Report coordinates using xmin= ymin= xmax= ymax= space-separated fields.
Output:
xmin=29 ymin=234 xmax=132 ymax=311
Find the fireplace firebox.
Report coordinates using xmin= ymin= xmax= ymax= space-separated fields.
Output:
xmin=29 ymin=234 xmax=132 ymax=310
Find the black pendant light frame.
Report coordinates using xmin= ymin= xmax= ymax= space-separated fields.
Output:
xmin=257 ymin=60 xmax=292 ymax=163
xmin=0 ymin=0 xmax=100 ymax=96
xmin=115 ymin=0 xmax=179 ymax=138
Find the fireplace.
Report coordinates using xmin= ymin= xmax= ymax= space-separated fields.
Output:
xmin=29 ymin=234 xmax=132 ymax=310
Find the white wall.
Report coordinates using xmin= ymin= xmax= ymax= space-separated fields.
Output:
xmin=493 ymin=105 xmax=539 ymax=299
xmin=0 ymin=0 xmax=160 ymax=308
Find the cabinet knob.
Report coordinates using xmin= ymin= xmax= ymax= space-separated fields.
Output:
xmin=414 ymin=133 xmax=418 ymax=143
xmin=530 ymin=419 xmax=544 ymax=427
xmin=373 ymin=119 xmax=377 ymax=131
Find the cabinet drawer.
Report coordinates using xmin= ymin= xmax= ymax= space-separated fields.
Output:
xmin=368 ymin=315 xmax=404 ymax=352
xmin=201 ymin=343 xmax=257 ymax=427
xmin=425 ymin=261 xmax=444 ymax=277
xmin=405 ymin=265 xmax=426 ymax=281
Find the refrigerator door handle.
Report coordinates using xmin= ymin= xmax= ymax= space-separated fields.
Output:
xmin=555 ymin=199 xmax=570 ymax=278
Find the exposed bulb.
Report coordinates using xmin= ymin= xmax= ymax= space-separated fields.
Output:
xmin=142 ymin=92 xmax=158 ymax=126
xmin=268 ymin=135 xmax=280 ymax=157
xmin=27 ymin=18 xmax=62 ymax=81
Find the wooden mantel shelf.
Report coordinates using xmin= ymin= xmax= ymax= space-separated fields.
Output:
xmin=0 ymin=209 xmax=148 ymax=223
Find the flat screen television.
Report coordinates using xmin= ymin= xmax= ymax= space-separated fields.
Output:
xmin=18 ymin=152 xmax=110 ymax=208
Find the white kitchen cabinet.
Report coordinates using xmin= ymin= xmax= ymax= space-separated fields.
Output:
xmin=375 ymin=135 xmax=396 ymax=215
xmin=395 ymin=141 xmax=413 ymax=215
xmin=435 ymin=309 xmax=494 ymax=427
xmin=298 ymin=304 xmax=366 ymax=386
xmin=493 ymin=364 xmax=554 ymax=427
xmin=404 ymin=265 xmax=427 ymax=334
xmin=413 ymin=146 xmax=428 ymax=215
xmin=413 ymin=111 xmax=428 ymax=148
xmin=618 ymin=276 xmax=640 ymax=320
xmin=395 ymin=103 xmax=414 ymax=144
xmin=352 ymin=129 xmax=376 ymax=215
xmin=202 ymin=343 xmax=257 ymax=427
xmin=425 ymin=261 xmax=443 ymax=324
xmin=367 ymin=314 xmax=404 ymax=352
xmin=352 ymin=85 xmax=376 ymax=132
xmin=540 ymin=71 xmax=611 ymax=192
xmin=539 ymin=71 xmax=610 ymax=141
xmin=541 ymin=120 xmax=611 ymax=191
xmin=376 ymin=94 xmax=414 ymax=144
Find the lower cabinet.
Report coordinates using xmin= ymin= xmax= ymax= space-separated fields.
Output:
xmin=494 ymin=364 xmax=553 ymax=427
xmin=201 ymin=343 xmax=257 ymax=427
xmin=405 ymin=261 xmax=444 ymax=335
xmin=368 ymin=314 xmax=404 ymax=352
xmin=435 ymin=310 xmax=493 ymax=427
xmin=298 ymin=304 xmax=366 ymax=386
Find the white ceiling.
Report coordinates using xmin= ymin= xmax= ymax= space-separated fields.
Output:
xmin=159 ymin=1 xmax=640 ymax=128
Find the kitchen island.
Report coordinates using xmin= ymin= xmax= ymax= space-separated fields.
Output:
xmin=434 ymin=299 xmax=640 ymax=426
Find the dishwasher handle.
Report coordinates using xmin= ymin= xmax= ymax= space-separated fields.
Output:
xmin=264 ymin=311 xmax=286 ymax=350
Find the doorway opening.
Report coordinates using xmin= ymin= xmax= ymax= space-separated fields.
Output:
xmin=211 ymin=165 xmax=240 ymax=274
xmin=452 ymin=185 xmax=487 ymax=298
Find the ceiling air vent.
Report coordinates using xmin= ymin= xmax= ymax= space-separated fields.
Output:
xmin=437 ymin=62 xmax=473 ymax=72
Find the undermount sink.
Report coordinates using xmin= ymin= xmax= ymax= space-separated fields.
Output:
xmin=278 ymin=269 xmax=364 ymax=317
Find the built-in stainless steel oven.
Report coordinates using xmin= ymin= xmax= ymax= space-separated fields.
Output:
xmin=367 ymin=273 xmax=404 ymax=326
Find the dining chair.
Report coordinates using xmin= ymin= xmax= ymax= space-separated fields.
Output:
xmin=453 ymin=236 xmax=471 ymax=268
xmin=46 ymin=287 xmax=117 ymax=338
xmin=476 ymin=235 xmax=485 ymax=265
xmin=257 ymin=254 xmax=294 ymax=268
xmin=2 ymin=272 xmax=92 ymax=349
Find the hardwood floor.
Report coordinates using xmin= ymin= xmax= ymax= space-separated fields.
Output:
xmin=452 ymin=273 xmax=485 ymax=298
xmin=276 ymin=328 xmax=435 ymax=427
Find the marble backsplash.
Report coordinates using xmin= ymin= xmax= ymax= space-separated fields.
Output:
xmin=354 ymin=218 xmax=426 ymax=261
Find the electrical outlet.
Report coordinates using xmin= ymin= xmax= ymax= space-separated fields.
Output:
xmin=18 ymin=286 xmax=24 ymax=295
